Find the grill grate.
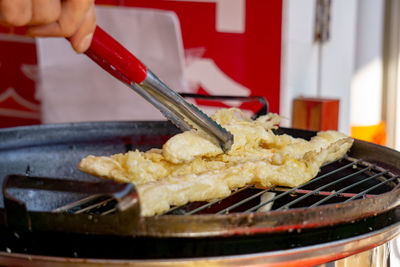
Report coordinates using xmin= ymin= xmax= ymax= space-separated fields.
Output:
xmin=55 ymin=156 xmax=400 ymax=217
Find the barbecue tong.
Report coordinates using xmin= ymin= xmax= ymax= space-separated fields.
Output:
xmin=82 ymin=26 xmax=233 ymax=152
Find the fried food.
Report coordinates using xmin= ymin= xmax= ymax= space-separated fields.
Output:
xmin=79 ymin=108 xmax=353 ymax=216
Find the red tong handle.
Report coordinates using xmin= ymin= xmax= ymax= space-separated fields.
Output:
xmin=84 ymin=26 xmax=148 ymax=84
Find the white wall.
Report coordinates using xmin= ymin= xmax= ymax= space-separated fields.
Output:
xmin=281 ymin=0 xmax=358 ymax=134
xmin=280 ymin=0 xmax=318 ymax=127
xmin=350 ymin=0 xmax=384 ymax=127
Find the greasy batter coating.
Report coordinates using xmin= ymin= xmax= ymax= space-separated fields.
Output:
xmin=79 ymin=108 xmax=353 ymax=216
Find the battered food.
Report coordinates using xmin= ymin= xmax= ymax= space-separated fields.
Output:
xmin=79 ymin=108 xmax=353 ymax=216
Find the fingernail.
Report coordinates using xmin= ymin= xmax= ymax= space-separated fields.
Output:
xmin=77 ymin=33 xmax=93 ymax=53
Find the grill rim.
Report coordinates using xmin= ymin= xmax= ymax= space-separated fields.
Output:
xmin=0 ymin=122 xmax=400 ymax=238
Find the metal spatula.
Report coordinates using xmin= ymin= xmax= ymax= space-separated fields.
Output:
xmin=2 ymin=174 xmax=140 ymax=236
xmin=81 ymin=26 xmax=233 ymax=152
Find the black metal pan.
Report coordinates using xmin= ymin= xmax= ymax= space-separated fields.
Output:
xmin=0 ymin=120 xmax=399 ymax=239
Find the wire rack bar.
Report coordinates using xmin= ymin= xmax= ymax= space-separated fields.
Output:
xmin=244 ymin=159 xmax=359 ymax=213
xmin=186 ymin=186 xmax=252 ymax=215
xmin=343 ymin=175 xmax=399 ymax=203
xmin=53 ymin=195 xmax=102 ymax=212
xmin=101 ymin=207 xmax=116 ymax=216
xmin=309 ymin=170 xmax=388 ymax=208
xmin=74 ymin=197 xmax=114 ymax=214
xmin=276 ymin=165 xmax=372 ymax=210
xmin=272 ymin=187 xmax=376 ymax=198
xmin=216 ymin=188 xmax=271 ymax=215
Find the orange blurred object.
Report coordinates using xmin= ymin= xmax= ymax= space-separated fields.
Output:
xmin=351 ymin=121 xmax=386 ymax=146
xmin=292 ymin=97 xmax=339 ymax=131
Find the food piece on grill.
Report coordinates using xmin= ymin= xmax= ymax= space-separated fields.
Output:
xmin=79 ymin=108 xmax=353 ymax=216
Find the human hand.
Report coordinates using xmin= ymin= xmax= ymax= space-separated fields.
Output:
xmin=0 ymin=0 xmax=96 ymax=53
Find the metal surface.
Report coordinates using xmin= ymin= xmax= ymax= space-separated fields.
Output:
xmin=0 ymin=122 xmax=399 ymax=238
xmin=0 ymin=121 xmax=400 ymax=265
xmin=2 ymin=175 xmax=140 ymax=236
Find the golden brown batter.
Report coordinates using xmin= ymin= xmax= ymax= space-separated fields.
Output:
xmin=79 ymin=108 xmax=353 ymax=216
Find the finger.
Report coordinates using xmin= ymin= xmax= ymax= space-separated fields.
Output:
xmin=69 ymin=4 xmax=96 ymax=53
xmin=28 ymin=0 xmax=93 ymax=37
xmin=0 ymin=0 xmax=32 ymax=27
xmin=56 ymin=0 xmax=94 ymax=37
xmin=29 ymin=0 xmax=61 ymax=25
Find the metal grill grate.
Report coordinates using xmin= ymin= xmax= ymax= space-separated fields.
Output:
xmin=55 ymin=156 xmax=400 ymax=216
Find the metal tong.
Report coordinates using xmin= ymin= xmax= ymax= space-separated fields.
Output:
xmin=82 ymin=26 xmax=233 ymax=152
